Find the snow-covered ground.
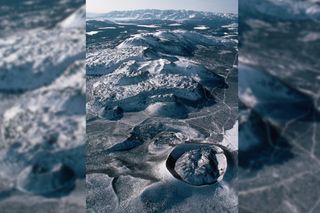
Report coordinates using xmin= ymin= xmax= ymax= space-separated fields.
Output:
xmin=87 ymin=9 xmax=238 ymax=213
xmin=0 ymin=3 xmax=85 ymax=212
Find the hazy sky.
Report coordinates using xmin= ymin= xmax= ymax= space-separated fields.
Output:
xmin=87 ymin=0 xmax=238 ymax=14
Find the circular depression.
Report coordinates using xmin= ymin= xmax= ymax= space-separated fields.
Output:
xmin=166 ymin=143 xmax=236 ymax=186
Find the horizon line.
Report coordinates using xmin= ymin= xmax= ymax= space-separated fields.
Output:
xmin=86 ymin=8 xmax=238 ymax=15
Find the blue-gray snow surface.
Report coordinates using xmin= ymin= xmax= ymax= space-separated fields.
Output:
xmin=0 ymin=1 xmax=86 ymax=212
xmin=239 ymin=0 xmax=320 ymax=212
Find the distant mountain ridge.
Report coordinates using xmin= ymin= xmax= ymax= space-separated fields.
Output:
xmin=87 ymin=9 xmax=237 ymax=21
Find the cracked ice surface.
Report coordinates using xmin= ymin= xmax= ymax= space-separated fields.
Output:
xmin=239 ymin=0 xmax=320 ymax=212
